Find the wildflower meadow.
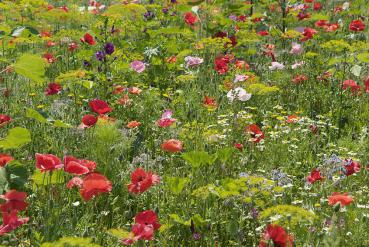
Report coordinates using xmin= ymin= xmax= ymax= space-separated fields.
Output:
xmin=0 ymin=0 xmax=368 ymax=246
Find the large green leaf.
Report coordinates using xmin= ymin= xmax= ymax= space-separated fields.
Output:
xmin=5 ymin=161 xmax=29 ymax=190
xmin=182 ymin=151 xmax=217 ymax=168
xmin=0 ymin=127 xmax=31 ymax=149
xmin=26 ymin=108 xmax=48 ymax=123
xmin=31 ymin=170 xmax=64 ymax=187
xmin=13 ymin=54 xmax=46 ymax=84
xmin=165 ymin=177 xmax=189 ymax=195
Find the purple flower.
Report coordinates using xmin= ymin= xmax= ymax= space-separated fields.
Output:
xmin=95 ymin=51 xmax=105 ymax=61
xmin=193 ymin=233 xmax=201 ymax=240
xmin=104 ymin=42 xmax=115 ymax=55
xmin=130 ymin=60 xmax=146 ymax=73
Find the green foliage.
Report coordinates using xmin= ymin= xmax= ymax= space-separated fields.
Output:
xmin=0 ymin=127 xmax=31 ymax=149
xmin=41 ymin=237 xmax=100 ymax=247
xmin=182 ymin=150 xmax=217 ymax=168
xmin=165 ymin=176 xmax=190 ymax=195
xmin=13 ymin=54 xmax=47 ymax=85
xmin=260 ymin=205 xmax=317 ymax=227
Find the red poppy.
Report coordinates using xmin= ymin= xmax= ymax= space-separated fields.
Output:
xmin=292 ymin=74 xmax=308 ymax=84
xmin=234 ymin=143 xmax=243 ymax=151
xmin=43 ymin=53 xmax=56 ymax=63
xmin=203 ymin=96 xmax=217 ymax=109
xmin=157 ymin=118 xmax=176 ymax=128
xmin=245 ymin=124 xmax=264 ymax=143
xmin=342 ymin=80 xmax=361 ymax=94
xmin=161 ymin=139 xmax=183 ymax=153
xmin=127 ymin=168 xmax=160 ymax=194
xmin=259 ymin=224 xmax=294 ymax=247
xmin=315 ymin=20 xmax=328 ymax=27
xmin=234 ymin=60 xmax=250 ymax=70
xmin=46 ymin=40 xmax=56 ymax=47
xmin=297 ymin=11 xmax=310 ymax=20
xmin=307 ymin=169 xmax=323 ymax=184
xmin=68 ymin=42 xmax=78 ymax=51
xmin=257 ymin=30 xmax=269 ymax=36
xmin=214 ymin=56 xmax=229 ymax=74
xmin=349 ymin=19 xmax=365 ymax=32
xmin=0 ymin=190 xmax=28 ymax=213
xmin=45 ymin=82 xmax=62 ymax=95
xmin=328 ymin=192 xmax=354 ymax=207
xmin=80 ymin=33 xmax=95 ymax=45
xmin=35 ymin=153 xmax=63 ymax=172
xmin=81 ymin=114 xmax=98 ymax=127
xmin=286 ymin=115 xmax=299 ymax=123
xmin=0 ymin=154 xmax=13 ymax=167
xmin=127 ymin=121 xmax=141 ymax=129
xmin=135 ymin=210 xmax=161 ymax=232
xmin=0 ymin=114 xmax=11 ymax=127
xmin=128 ymin=87 xmax=142 ymax=95
xmin=66 ymin=177 xmax=84 ymax=189
xmin=80 ymin=173 xmax=112 ymax=201
xmin=89 ymin=99 xmax=112 ymax=114
xmin=313 ymin=2 xmax=322 ymax=11
xmin=323 ymin=23 xmax=339 ymax=32
xmin=64 ymin=156 xmax=96 ymax=175
xmin=0 ymin=210 xmax=29 ymax=236
xmin=344 ymin=160 xmax=360 ymax=176
xmin=184 ymin=12 xmax=197 ymax=26
xmin=300 ymin=28 xmax=318 ymax=41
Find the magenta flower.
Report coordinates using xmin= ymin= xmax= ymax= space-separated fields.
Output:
xmin=130 ymin=61 xmax=146 ymax=73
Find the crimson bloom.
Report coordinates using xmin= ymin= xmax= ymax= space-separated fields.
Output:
xmin=89 ymin=99 xmax=112 ymax=114
xmin=128 ymin=168 xmax=160 ymax=194
xmin=214 ymin=56 xmax=229 ymax=74
xmin=203 ymin=96 xmax=217 ymax=109
xmin=0 ymin=114 xmax=11 ymax=127
xmin=161 ymin=139 xmax=183 ymax=153
xmin=81 ymin=114 xmax=98 ymax=128
xmin=342 ymin=80 xmax=361 ymax=94
xmin=134 ymin=210 xmax=161 ymax=237
xmin=45 ymin=82 xmax=62 ymax=95
xmin=43 ymin=53 xmax=56 ymax=63
xmin=344 ymin=160 xmax=360 ymax=176
xmin=0 ymin=154 xmax=13 ymax=167
xmin=64 ymin=156 xmax=96 ymax=175
xmin=184 ymin=12 xmax=197 ymax=26
xmin=259 ymin=224 xmax=294 ymax=247
xmin=0 ymin=210 xmax=29 ymax=236
xmin=0 ymin=190 xmax=28 ymax=213
xmin=79 ymin=173 xmax=112 ymax=201
xmin=328 ymin=192 xmax=354 ymax=207
xmin=80 ymin=33 xmax=95 ymax=45
xmin=35 ymin=153 xmax=63 ymax=172
xmin=365 ymin=77 xmax=369 ymax=93
xmin=245 ymin=124 xmax=265 ymax=143
xmin=307 ymin=169 xmax=323 ymax=184
xmin=349 ymin=19 xmax=365 ymax=32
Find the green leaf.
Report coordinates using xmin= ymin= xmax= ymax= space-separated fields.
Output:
xmin=216 ymin=147 xmax=235 ymax=163
xmin=165 ymin=177 xmax=189 ymax=195
xmin=0 ymin=167 xmax=8 ymax=194
xmin=31 ymin=170 xmax=64 ymax=187
xmin=0 ymin=127 xmax=31 ymax=149
xmin=6 ymin=161 xmax=28 ymax=190
xmin=53 ymin=120 xmax=72 ymax=128
xmin=13 ymin=54 xmax=46 ymax=84
xmin=26 ymin=108 xmax=48 ymax=123
xmin=357 ymin=52 xmax=369 ymax=63
xmin=182 ymin=151 xmax=217 ymax=168
xmin=108 ymin=229 xmax=131 ymax=239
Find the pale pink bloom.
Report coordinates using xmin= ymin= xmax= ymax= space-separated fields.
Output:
xmin=130 ymin=61 xmax=146 ymax=73
xmin=227 ymin=87 xmax=252 ymax=102
xmin=234 ymin=74 xmax=250 ymax=83
xmin=290 ymin=42 xmax=302 ymax=55
xmin=291 ymin=61 xmax=305 ymax=69
xmin=269 ymin=62 xmax=285 ymax=70
xmin=184 ymin=56 xmax=204 ymax=67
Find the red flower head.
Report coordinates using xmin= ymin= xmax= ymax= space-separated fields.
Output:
xmin=45 ymin=82 xmax=62 ymax=96
xmin=328 ymin=192 xmax=354 ymax=207
xmin=68 ymin=42 xmax=78 ymax=51
xmin=80 ymin=173 xmax=112 ymax=201
xmin=67 ymin=177 xmax=84 ymax=189
xmin=184 ymin=12 xmax=197 ymax=26
xmin=234 ymin=143 xmax=243 ymax=151
xmin=0 ymin=210 xmax=29 ymax=236
xmin=245 ymin=124 xmax=264 ymax=143
xmin=81 ymin=114 xmax=98 ymax=128
xmin=259 ymin=224 xmax=294 ymax=247
xmin=203 ymin=96 xmax=217 ymax=109
xmin=286 ymin=115 xmax=300 ymax=123
xmin=64 ymin=156 xmax=96 ymax=175
xmin=35 ymin=153 xmax=63 ymax=172
xmin=234 ymin=60 xmax=250 ymax=70
xmin=80 ymin=33 xmax=95 ymax=45
xmin=313 ymin=2 xmax=323 ymax=11
xmin=43 ymin=53 xmax=56 ymax=63
xmin=214 ymin=56 xmax=229 ymax=74
xmin=89 ymin=99 xmax=112 ymax=115
xmin=342 ymin=80 xmax=361 ymax=94
xmin=349 ymin=19 xmax=365 ymax=32
xmin=307 ymin=169 xmax=323 ymax=184
xmin=344 ymin=160 xmax=360 ymax=176
xmin=0 ymin=114 xmax=11 ymax=127
xmin=292 ymin=74 xmax=308 ymax=84
xmin=161 ymin=139 xmax=183 ymax=153
xmin=300 ymin=28 xmax=318 ymax=41
xmin=257 ymin=30 xmax=269 ymax=36
xmin=0 ymin=154 xmax=13 ymax=167
xmin=135 ymin=210 xmax=161 ymax=231
xmin=128 ymin=168 xmax=160 ymax=194
xmin=315 ymin=20 xmax=328 ymax=27
xmin=127 ymin=121 xmax=141 ymax=129
xmin=0 ymin=190 xmax=28 ymax=213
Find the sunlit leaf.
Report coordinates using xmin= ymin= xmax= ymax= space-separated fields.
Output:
xmin=13 ymin=54 xmax=46 ymax=84
xmin=0 ymin=127 xmax=31 ymax=149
